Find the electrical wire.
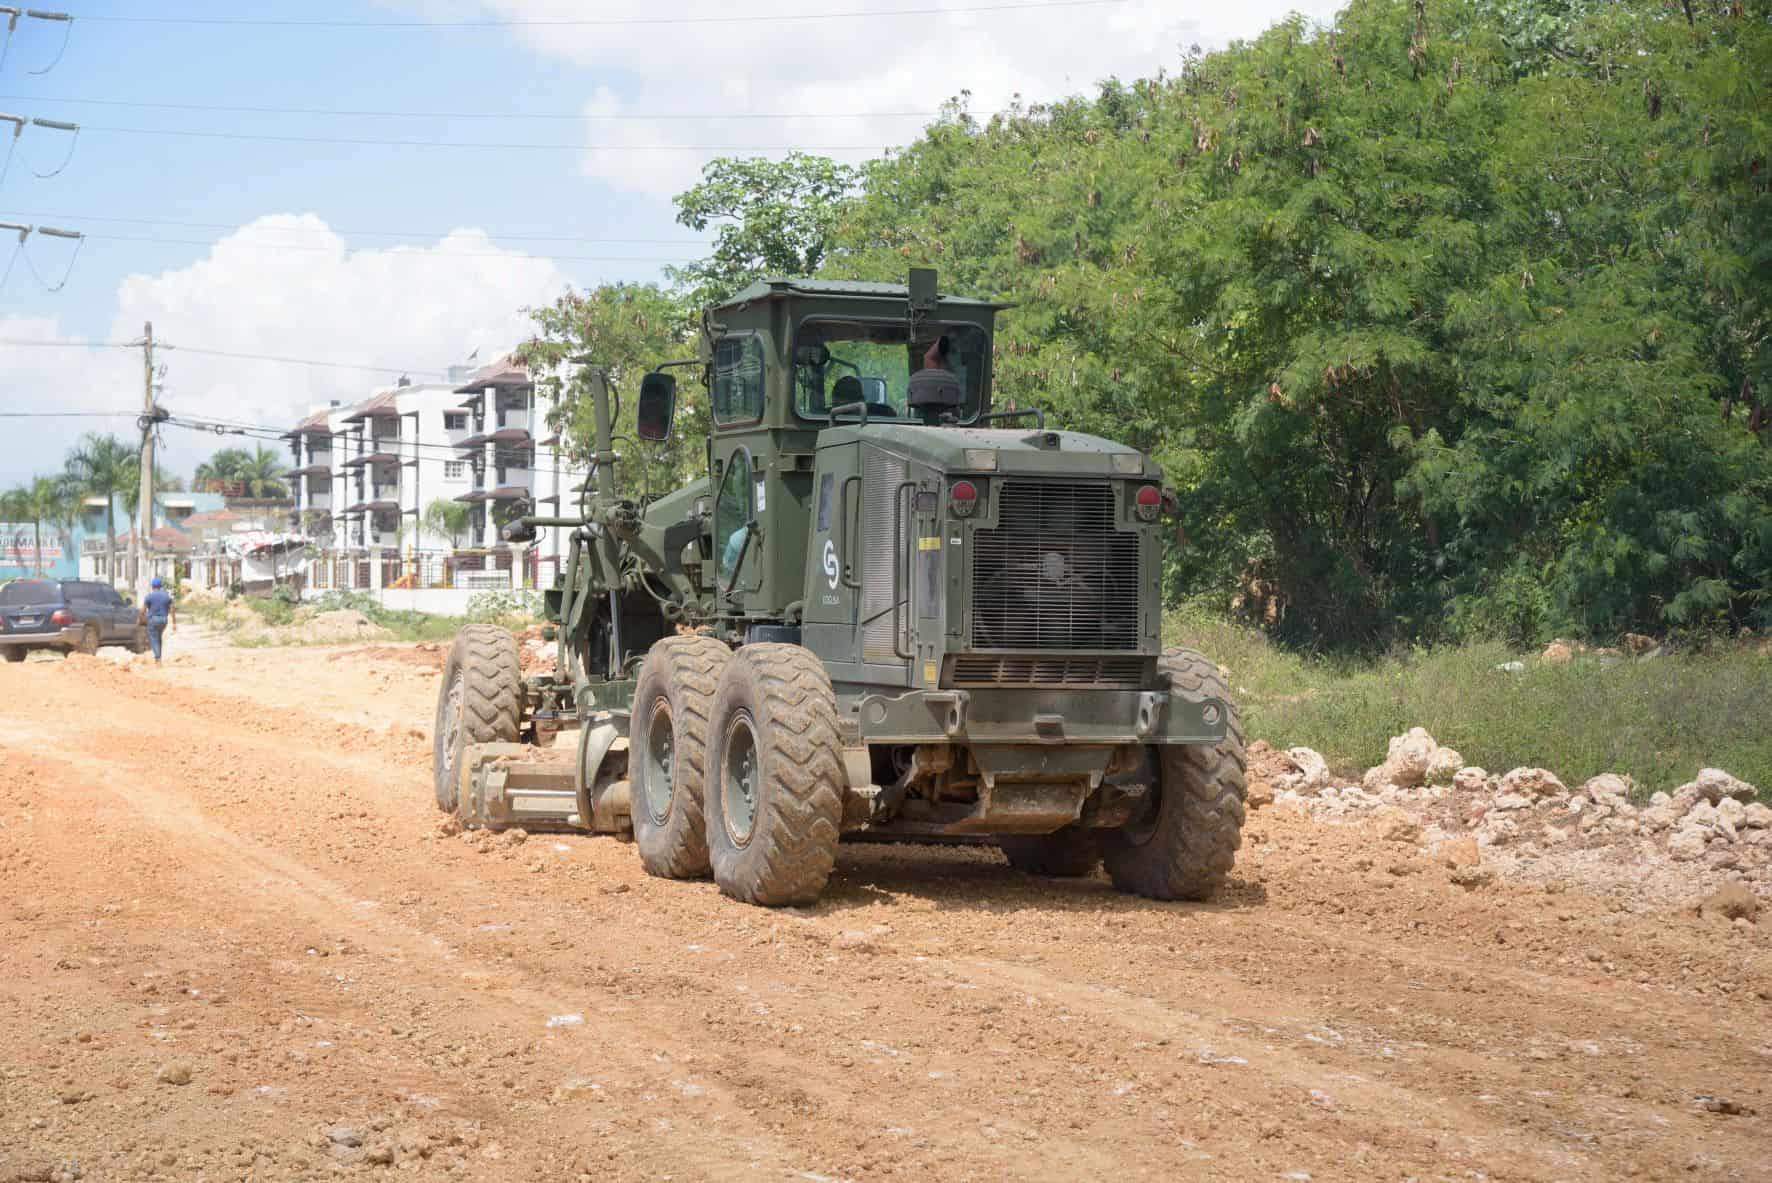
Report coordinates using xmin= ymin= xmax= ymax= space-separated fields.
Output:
xmin=158 ymin=346 xmax=442 ymax=377
xmin=81 ymin=125 xmax=888 ymax=152
xmin=163 ymin=412 xmax=583 ymax=468
xmin=0 ymin=337 xmax=134 ymax=347
xmin=18 ymin=233 xmax=82 ymax=291
xmin=79 ymin=1 xmax=1128 ymax=29
xmin=80 ymin=231 xmax=692 ymax=264
xmin=0 ymin=94 xmax=939 ymax=122
xmin=0 ymin=409 xmax=134 ymax=417
xmin=25 ymin=13 xmax=72 ymax=76
xmin=29 ymin=124 xmax=78 ymax=178
xmin=0 ymin=210 xmax=708 ymax=246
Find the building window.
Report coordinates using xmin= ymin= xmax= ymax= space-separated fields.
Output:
xmin=443 ymin=460 xmax=466 ymax=481
xmin=443 ymin=411 xmax=467 ymax=432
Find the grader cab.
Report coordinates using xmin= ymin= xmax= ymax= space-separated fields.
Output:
xmin=432 ymin=271 xmax=1246 ymax=906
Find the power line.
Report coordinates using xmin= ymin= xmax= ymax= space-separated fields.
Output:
xmin=79 ymin=1 xmax=1127 ymax=29
xmin=81 ymin=125 xmax=889 ymax=153
xmin=159 ymin=346 xmax=443 ymax=378
xmin=0 ymin=94 xmax=939 ymax=123
xmin=0 ymin=210 xmax=705 ymax=247
xmin=81 ymin=232 xmax=691 ymax=264
xmin=0 ymin=337 xmax=133 ymax=348
xmin=0 ymin=410 xmax=134 ymax=417
xmin=162 ymin=413 xmax=583 ymax=466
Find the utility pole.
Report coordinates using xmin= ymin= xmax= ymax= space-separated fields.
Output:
xmin=133 ymin=320 xmax=155 ymax=592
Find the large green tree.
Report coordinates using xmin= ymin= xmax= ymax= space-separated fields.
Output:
xmin=812 ymin=0 xmax=1772 ymax=645
xmin=669 ymin=153 xmax=861 ymax=306
xmin=514 ymin=282 xmax=705 ymax=500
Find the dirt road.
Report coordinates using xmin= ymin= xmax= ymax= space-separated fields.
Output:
xmin=2 ymin=641 xmax=1768 ymax=1181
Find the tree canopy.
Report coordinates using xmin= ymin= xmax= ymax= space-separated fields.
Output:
xmin=529 ymin=0 xmax=1771 ymax=648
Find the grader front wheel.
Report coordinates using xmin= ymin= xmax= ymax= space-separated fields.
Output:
xmin=1100 ymin=647 xmax=1247 ymax=901
xmin=432 ymin=625 xmax=522 ymax=812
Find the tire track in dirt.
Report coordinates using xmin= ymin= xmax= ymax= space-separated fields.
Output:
xmin=3 ymin=655 xmax=1770 ymax=1181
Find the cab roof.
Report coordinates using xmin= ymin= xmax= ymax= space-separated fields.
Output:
xmin=715 ymin=277 xmax=1010 ymax=313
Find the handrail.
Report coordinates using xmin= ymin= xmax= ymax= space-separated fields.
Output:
xmin=722 ymin=518 xmax=758 ymax=597
xmin=980 ymin=406 xmax=1046 ymax=429
xmin=828 ymin=400 xmax=871 ymax=427
xmin=837 ymin=474 xmax=862 ymax=589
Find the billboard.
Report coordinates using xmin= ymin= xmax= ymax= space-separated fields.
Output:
xmin=0 ymin=522 xmax=64 ymax=568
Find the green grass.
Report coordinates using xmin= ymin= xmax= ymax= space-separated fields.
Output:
xmin=1167 ymin=605 xmax=1771 ymax=799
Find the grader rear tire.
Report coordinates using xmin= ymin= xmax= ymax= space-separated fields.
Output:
xmin=998 ymin=828 xmax=1100 ymax=877
xmin=704 ymin=644 xmax=844 ymax=907
xmin=432 ymin=624 xmax=522 ymax=812
xmin=1100 ymin=647 xmax=1246 ymax=901
xmin=630 ymin=634 xmax=731 ymax=880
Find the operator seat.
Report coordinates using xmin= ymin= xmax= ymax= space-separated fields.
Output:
xmin=831 ymin=374 xmax=863 ymax=411
xmin=830 ymin=374 xmax=897 ymax=418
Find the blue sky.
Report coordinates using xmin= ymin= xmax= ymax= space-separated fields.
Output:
xmin=0 ymin=0 xmax=1340 ymax=488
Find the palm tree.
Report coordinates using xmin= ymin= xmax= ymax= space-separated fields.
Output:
xmin=422 ymin=498 xmax=470 ymax=549
xmin=0 ymin=486 xmax=28 ymax=571
xmin=235 ymin=445 xmax=288 ymax=499
xmin=64 ymin=433 xmax=137 ymax=586
xmin=194 ymin=447 xmax=251 ymax=494
xmin=22 ymin=476 xmax=74 ymax=576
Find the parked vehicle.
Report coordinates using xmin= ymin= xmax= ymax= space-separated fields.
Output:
xmin=0 ymin=578 xmax=148 ymax=662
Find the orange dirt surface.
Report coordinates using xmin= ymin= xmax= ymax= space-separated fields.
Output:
xmin=1 ymin=643 xmax=1769 ymax=1181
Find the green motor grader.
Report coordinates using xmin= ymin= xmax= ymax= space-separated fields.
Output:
xmin=432 ymin=270 xmax=1246 ymax=907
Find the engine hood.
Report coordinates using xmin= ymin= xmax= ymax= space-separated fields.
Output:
xmin=816 ymin=422 xmax=1158 ymax=479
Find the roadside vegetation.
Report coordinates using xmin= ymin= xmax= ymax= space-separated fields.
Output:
xmin=1169 ymin=607 xmax=1772 ymax=799
xmin=181 ymin=588 xmax=540 ymax=646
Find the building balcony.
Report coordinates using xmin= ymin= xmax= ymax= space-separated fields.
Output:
xmin=496 ymin=409 xmax=530 ymax=433
xmin=307 ymin=493 xmax=332 ymax=511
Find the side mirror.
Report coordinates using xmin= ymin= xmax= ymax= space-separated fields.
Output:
xmin=637 ymin=371 xmax=677 ymax=442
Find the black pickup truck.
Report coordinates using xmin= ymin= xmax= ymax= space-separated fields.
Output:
xmin=0 ymin=578 xmax=149 ymax=662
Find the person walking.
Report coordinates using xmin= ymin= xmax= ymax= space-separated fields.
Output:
xmin=139 ymin=576 xmax=176 ymax=664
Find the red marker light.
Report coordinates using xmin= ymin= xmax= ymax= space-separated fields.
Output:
xmin=950 ymin=480 xmax=979 ymax=517
xmin=1134 ymin=484 xmax=1161 ymax=521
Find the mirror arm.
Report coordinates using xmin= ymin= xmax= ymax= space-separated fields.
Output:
xmin=828 ymin=400 xmax=871 ymax=427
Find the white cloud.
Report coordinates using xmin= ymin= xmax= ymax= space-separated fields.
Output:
xmin=418 ymin=0 xmax=1347 ymax=197
xmin=0 ymin=214 xmax=569 ymax=486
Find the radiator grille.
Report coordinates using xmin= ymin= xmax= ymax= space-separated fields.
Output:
xmin=947 ymin=654 xmax=1150 ymax=689
xmin=970 ymin=481 xmax=1141 ymax=650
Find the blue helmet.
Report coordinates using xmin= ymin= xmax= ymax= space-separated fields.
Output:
xmin=150 ymin=576 xmax=163 ymax=589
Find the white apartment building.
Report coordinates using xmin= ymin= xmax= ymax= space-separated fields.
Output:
xmin=283 ymin=357 xmax=587 ymax=590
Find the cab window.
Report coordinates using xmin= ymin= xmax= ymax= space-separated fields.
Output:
xmin=712 ymin=336 xmax=765 ymax=424
xmin=714 ymin=449 xmax=754 ymax=586
xmin=793 ymin=319 xmax=989 ymax=422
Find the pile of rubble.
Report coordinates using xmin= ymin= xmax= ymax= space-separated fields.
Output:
xmin=1249 ymin=731 xmax=1770 ymax=913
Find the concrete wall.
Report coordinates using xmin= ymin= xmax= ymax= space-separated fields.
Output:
xmin=314 ymin=585 xmax=486 ymax=616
